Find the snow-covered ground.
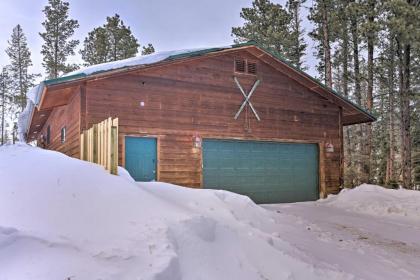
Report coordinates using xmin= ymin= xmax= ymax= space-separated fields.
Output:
xmin=1 ymin=144 xmax=419 ymax=280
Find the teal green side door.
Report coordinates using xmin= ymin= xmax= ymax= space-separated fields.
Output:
xmin=202 ymin=139 xmax=319 ymax=204
xmin=125 ymin=137 xmax=157 ymax=181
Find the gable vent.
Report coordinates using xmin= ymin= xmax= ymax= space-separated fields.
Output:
xmin=247 ymin=62 xmax=257 ymax=75
xmin=235 ymin=59 xmax=246 ymax=73
xmin=234 ymin=58 xmax=258 ymax=75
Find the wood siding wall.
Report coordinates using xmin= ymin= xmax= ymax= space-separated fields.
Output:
xmin=40 ymin=89 xmax=81 ymax=158
xmin=83 ymin=50 xmax=342 ymax=195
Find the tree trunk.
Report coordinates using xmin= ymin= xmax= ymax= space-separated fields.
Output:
xmin=53 ymin=21 xmax=59 ymax=79
xmin=351 ymin=18 xmax=361 ymax=105
xmin=350 ymin=12 xmax=364 ymax=184
xmin=401 ymin=43 xmax=412 ymax=188
xmin=386 ymin=88 xmax=396 ymax=185
xmin=364 ymin=0 xmax=375 ymax=183
xmin=321 ymin=1 xmax=333 ymax=88
xmin=293 ymin=1 xmax=300 ymax=67
xmin=342 ymin=14 xmax=354 ymax=187
xmin=1 ymin=70 xmax=5 ymax=145
xmin=385 ymin=37 xmax=396 ymax=185
xmin=17 ymin=26 xmax=24 ymax=111
xmin=397 ymin=38 xmax=412 ymax=188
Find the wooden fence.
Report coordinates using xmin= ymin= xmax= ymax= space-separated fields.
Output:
xmin=80 ymin=117 xmax=119 ymax=175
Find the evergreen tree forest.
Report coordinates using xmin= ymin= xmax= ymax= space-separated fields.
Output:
xmin=232 ymin=0 xmax=419 ymax=188
xmin=0 ymin=0 xmax=418 ymax=188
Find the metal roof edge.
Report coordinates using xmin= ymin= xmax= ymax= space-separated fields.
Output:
xmin=43 ymin=73 xmax=87 ymax=86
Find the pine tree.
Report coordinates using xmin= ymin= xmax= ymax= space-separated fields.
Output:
xmin=141 ymin=43 xmax=155 ymax=55
xmin=308 ymin=0 xmax=336 ymax=88
xmin=80 ymin=14 xmax=139 ymax=65
xmin=373 ymin=32 xmax=394 ymax=186
xmin=306 ymin=0 xmax=419 ymax=188
xmin=80 ymin=27 xmax=109 ymax=65
xmin=359 ymin=0 xmax=381 ymax=183
xmin=106 ymin=14 xmax=139 ymax=61
xmin=6 ymin=25 xmax=38 ymax=112
xmin=347 ymin=0 xmax=368 ymax=185
xmin=333 ymin=0 xmax=358 ymax=187
xmin=40 ymin=0 xmax=79 ymax=78
xmin=286 ymin=0 xmax=307 ymax=69
xmin=232 ymin=0 xmax=292 ymax=59
xmin=386 ymin=0 xmax=420 ymax=188
xmin=0 ymin=66 xmax=12 ymax=145
xmin=412 ymin=39 xmax=420 ymax=188
xmin=378 ymin=31 xmax=398 ymax=187
xmin=413 ymin=84 xmax=420 ymax=188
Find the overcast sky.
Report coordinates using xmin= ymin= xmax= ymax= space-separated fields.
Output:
xmin=0 ymin=0 xmax=318 ymax=81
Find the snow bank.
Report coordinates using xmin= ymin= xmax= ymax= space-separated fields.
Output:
xmin=321 ymin=184 xmax=420 ymax=221
xmin=0 ymin=144 xmax=349 ymax=280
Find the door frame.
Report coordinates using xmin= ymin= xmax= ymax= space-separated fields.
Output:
xmin=200 ymin=137 xmax=321 ymax=199
xmin=123 ymin=134 xmax=160 ymax=181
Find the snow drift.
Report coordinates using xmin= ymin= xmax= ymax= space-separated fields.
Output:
xmin=0 ymin=144 xmax=353 ymax=280
xmin=322 ymin=184 xmax=420 ymax=221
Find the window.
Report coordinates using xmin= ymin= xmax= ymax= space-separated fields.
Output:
xmin=61 ymin=127 xmax=66 ymax=143
xmin=46 ymin=125 xmax=51 ymax=145
xmin=234 ymin=58 xmax=257 ymax=75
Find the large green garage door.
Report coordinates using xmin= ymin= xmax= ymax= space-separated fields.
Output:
xmin=202 ymin=139 xmax=319 ymax=204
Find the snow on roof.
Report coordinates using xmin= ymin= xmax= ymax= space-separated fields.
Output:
xmin=62 ymin=48 xmax=214 ymax=78
xmin=18 ymin=84 xmax=44 ymax=141
xmin=17 ymin=101 xmax=34 ymax=141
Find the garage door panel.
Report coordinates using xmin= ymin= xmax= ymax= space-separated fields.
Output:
xmin=203 ymin=139 xmax=319 ymax=203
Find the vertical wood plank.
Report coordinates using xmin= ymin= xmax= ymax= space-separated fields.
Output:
xmin=110 ymin=126 xmax=118 ymax=175
xmin=93 ymin=124 xmax=98 ymax=163
xmin=80 ymin=133 xmax=84 ymax=160
xmin=79 ymin=84 xmax=87 ymax=131
xmin=78 ymin=117 xmax=118 ymax=175
xmin=83 ymin=131 xmax=88 ymax=161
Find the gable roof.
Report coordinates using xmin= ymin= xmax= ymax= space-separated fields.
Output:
xmin=19 ymin=41 xmax=376 ymax=141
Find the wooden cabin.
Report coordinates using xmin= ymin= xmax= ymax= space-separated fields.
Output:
xmin=23 ymin=41 xmax=375 ymax=203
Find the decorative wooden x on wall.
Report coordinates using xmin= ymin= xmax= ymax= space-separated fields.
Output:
xmin=233 ymin=77 xmax=261 ymax=121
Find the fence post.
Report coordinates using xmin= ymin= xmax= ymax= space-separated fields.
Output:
xmin=93 ymin=124 xmax=98 ymax=164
